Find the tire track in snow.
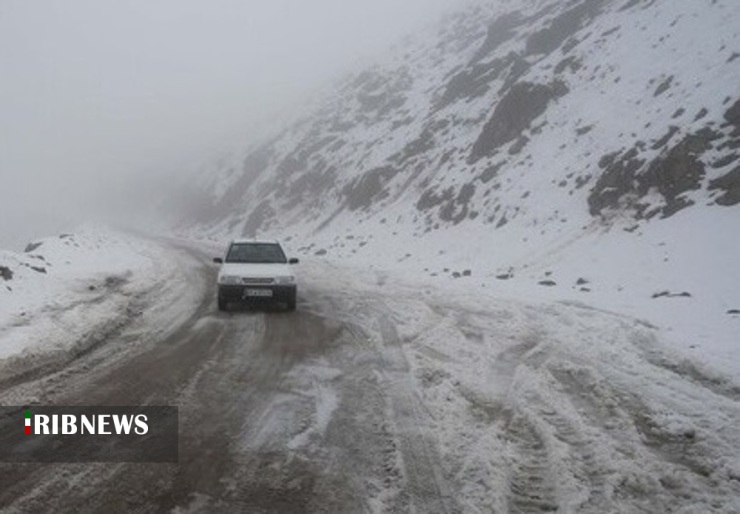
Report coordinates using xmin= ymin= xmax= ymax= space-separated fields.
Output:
xmin=375 ymin=306 xmax=457 ymax=514
xmin=380 ymin=288 xmax=740 ymax=513
xmin=503 ymin=413 xmax=559 ymax=513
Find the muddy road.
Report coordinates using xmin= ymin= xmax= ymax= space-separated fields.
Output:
xmin=0 ymin=243 xmax=452 ymax=513
xmin=0 ymin=240 xmax=738 ymax=513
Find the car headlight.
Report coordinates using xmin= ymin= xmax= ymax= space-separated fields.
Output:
xmin=275 ymin=276 xmax=295 ymax=285
xmin=219 ymin=275 xmax=241 ymax=285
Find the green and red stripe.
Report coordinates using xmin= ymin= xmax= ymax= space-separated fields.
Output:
xmin=25 ymin=410 xmax=31 ymax=435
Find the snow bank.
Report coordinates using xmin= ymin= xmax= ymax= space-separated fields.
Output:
xmin=0 ymin=225 xmax=189 ymax=382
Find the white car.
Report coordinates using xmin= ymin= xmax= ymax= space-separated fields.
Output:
xmin=214 ymin=240 xmax=299 ymax=311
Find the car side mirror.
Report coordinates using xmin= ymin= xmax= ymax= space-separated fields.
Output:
xmin=288 ymin=258 xmax=299 ymax=265
xmin=213 ymin=258 xmax=223 ymax=264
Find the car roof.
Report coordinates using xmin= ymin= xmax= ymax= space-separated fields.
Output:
xmin=230 ymin=239 xmax=281 ymax=245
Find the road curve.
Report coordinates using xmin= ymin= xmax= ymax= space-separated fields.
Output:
xmin=0 ymin=239 xmax=739 ymax=513
xmin=0 ymin=240 xmax=456 ymax=513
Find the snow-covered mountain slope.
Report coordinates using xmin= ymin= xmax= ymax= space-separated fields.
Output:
xmin=183 ymin=0 xmax=740 ymax=375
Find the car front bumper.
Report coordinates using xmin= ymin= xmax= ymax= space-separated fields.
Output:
xmin=218 ymin=284 xmax=296 ymax=304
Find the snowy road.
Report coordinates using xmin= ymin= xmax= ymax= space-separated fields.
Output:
xmin=0 ymin=238 xmax=738 ymax=513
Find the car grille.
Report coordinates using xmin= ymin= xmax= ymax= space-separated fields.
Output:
xmin=241 ymin=277 xmax=275 ymax=285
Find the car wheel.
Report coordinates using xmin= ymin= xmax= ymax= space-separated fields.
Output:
xmin=218 ymin=298 xmax=228 ymax=312
xmin=286 ymin=294 xmax=297 ymax=312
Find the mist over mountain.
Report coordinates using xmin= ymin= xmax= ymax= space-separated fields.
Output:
xmin=0 ymin=0 xmax=466 ymax=252
xmin=186 ymin=0 xmax=738 ymax=244
xmin=180 ymin=0 xmax=740 ymax=374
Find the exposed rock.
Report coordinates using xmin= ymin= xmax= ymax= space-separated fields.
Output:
xmin=712 ymin=153 xmax=738 ymax=169
xmin=589 ymin=128 xmax=722 ymax=218
xmin=498 ymin=53 xmax=532 ymax=94
xmin=438 ymin=51 xmax=532 ymax=112
xmin=439 ymin=183 xmax=477 ymax=224
xmin=652 ymin=291 xmax=692 ymax=299
xmin=642 ymin=131 xmax=715 ymax=217
xmin=479 ymin=161 xmax=506 ymax=184
xmin=709 ymin=166 xmax=740 ymax=206
xmin=343 ymin=166 xmax=398 ymax=211
xmin=601 ymin=27 xmax=620 ymax=38
xmin=575 ymin=174 xmax=592 ymax=189
xmin=437 ymin=63 xmax=500 ymax=109
xmin=651 ymin=126 xmax=680 ymax=150
xmin=471 ymin=12 xmax=523 ymax=62
xmin=525 ymin=0 xmax=605 ymax=55
xmin=694 ymin=108 xmax=709 ymax=121
xmin=24 ymin=242 xmax=43 ymax=253
xmin=441 ymin=51 xmax=530 ymax=110
xmin=588 ymin=148 xmax=646 ymax=216
xmin=722 ymin=99 xmax=740 ymax=137
xmin=285 ymin=165 xmax=338 ymax=206
xmin=554 ymin=56 xmax=582 ymax=75
xmin=509 ymin=136 xmax=530 ymax=155
xmin=619 ymin=0 xmax=642 ymax=11
xmin=417 ymin=186 xmax=455 ymax=212
xmin=653 ymin=75 xmax=674 ymax=97
xmin=538 ymin=280 xmax=557 ymax=287
xmin=276 ymin=153 xmax=308 ymax=179
xmin=0 ymin=266 xmax=13 ymax=281
xmin=391 ymin=126 xmax=437 ymax=166
xmin=243 ymin=200 xmax=276 ymax=237
xmin=471 ymin=81 xmax=568 ymax=162
xmin=562 ymin=37 xmax=581 ymax=54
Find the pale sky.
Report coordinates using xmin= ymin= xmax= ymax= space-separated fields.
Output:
xmin=0 ymin=0 xmax=470 ymax=249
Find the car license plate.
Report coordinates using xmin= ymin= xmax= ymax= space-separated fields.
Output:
xmin=244 ymin=289 xmax=273 ymax=298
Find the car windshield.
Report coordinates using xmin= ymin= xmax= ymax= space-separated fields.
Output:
xmin=225 ymin=243 xmax=287 ymax=264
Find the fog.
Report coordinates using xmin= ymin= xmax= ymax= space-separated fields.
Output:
xmin=0 ymin=0 xmax=470 ymax=250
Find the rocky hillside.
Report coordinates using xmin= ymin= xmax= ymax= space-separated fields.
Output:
xmin=188 ymin=0 xmax=738 ymax=243
xmin=183 ymin=0 xmax=740 ymax=376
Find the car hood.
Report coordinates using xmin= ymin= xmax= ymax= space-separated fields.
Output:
xmin=219 ymin=262 xmax=293 ymax=278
